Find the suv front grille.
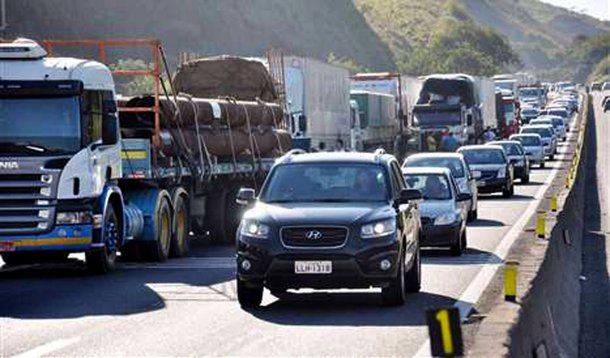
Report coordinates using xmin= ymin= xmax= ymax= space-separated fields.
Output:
xmin=480 ymin=170 xmax=498 ymax=180
xmin=281 ymin=227 xmax=348 ymax=248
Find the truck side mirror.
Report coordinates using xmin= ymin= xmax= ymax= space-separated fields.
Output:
xmin=102 ymin=114 xmax=119 ymax=145
xmin=298 ymin=115 xmax=307 ymax=133
xmin=466 ymin=114 xmax=473 ymax=126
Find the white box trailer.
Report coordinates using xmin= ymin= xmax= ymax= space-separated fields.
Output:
xmin=283 ymin=56 xmax=351 ymax=150
xmin=476 ymin=77 xmax=498 ymax=129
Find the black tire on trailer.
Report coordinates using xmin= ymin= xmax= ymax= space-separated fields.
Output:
xmin=223 ymin=188 xmax=244 ymax=245
xmin=86 ymin=204 xmax=120 ymax=274
xmin=142 ymin=192 xmax=172 ymax=262
xmin=170 ymin=189 xmax=190 ymax=257
xmin=207 ymin=190 xmax=228 ymax=244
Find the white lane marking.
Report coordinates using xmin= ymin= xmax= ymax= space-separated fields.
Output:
xmin=414 ymin=127 xmax=574 ymax=357
xmin=11 ymin=337 xmax=80 ymax=358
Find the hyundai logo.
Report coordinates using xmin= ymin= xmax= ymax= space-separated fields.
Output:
xmin=305 ymin=230 xmax=323 ymax=240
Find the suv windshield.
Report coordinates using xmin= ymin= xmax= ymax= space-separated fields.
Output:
xmin=0 ymin=96 xmax=81 ymax=155
xmin=512 ymin=136 xmax=541 ymax=146
xmin=460 ymin=149 xmax=505 ymax=164
xmin=404 ymin=174 xmax=451 ymax=200
xmin=405 ymin=157 xmax=465 ymax=178
xmin=521 ymin=127 xmax=552 ymax=138
xmin=261 ymin=163 xmax=389 ymax=203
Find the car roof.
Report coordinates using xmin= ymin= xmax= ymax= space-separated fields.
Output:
xmin=522 ymin=124 xmax=553 ymax=129
xmin=277 ymin=151 xmax=394 ymax=165
xmin=458 ymin=144 xmax=504 ymax=152
xmin=405 ymin=152 xmax=464 ymax=160
xmin=510 ymin=133 xmax=541 ymax=138
xmin=488 ymin=140 xmax=522 ymax=146
xmin=402 ymin=167 xmax=452 ymax=176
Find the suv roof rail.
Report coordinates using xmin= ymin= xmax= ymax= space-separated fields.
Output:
xmin=278 ymin=148 xmax=307 ymax=164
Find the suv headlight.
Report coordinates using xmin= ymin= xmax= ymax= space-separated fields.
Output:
xmin=56 ymin=211 xmax=93 ymax=225
xmin=497 ymin=167 xmax=506 ymax=178
xmin=361 ymin=218 xmax=396 ymax=239
xmin=239 ymin=219 xmax=270 ymax=239
xmin=434 ymin=212 xmax=458 ymax=226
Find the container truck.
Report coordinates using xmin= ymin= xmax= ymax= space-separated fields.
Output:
xmin=282 ymin=56 xmax=352 ymax=151
xmin=349 ymin=90 xmax=397 ymax=151
xmin=0 ymin=38 xmax=285 ymax=273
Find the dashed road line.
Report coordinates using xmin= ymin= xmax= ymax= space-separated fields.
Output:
xmin=11 ymin=337 xmax=80 ymax=358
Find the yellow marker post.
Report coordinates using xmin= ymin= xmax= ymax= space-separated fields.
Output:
xmin=536 ymin=213 xmax=546 ymax=239
xmin=504 ymin=261 xmax=519 ymax=302
xmin=550 ymin=195 xmax=558 ymax=212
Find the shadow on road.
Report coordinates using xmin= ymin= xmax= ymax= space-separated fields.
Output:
xmin=468 ymin=218 xmax=505 ymax=227
xmin=422 ymin=247 xmax=502 ymax=265
xmin=248 ymin=290 xmax=456 ymax=327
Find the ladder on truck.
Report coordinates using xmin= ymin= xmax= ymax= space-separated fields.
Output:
xmin=41 ymin=39 xmax=200 ymax=175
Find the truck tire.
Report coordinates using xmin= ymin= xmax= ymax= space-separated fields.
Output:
xmin=86 ymin=204 xmax=120 ymax=274
xmin=237 ymin=278 xmax=263 ymax=308
xmin=381 ymin=252 xmax=406 ymax=306
xmin=170 ymin=190 xmax=190 ymax=257
xmin=142 ymin=194 xmax=172 ymax=261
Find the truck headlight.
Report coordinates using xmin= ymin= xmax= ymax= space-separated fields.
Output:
xmin=434 ymin=212 xmax=458 ymax=226
xmin=239 ymin=219 xmax=270 ymax=239
xmin=56 ymin=211 xmax=93 ymax=225
xmin=361 ymin=218 xmax=396 ymax=239
xmin=497 ymin=167 xmax=506 ymax=178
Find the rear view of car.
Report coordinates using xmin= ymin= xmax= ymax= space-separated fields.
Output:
xmin=487 ymin=140 xmax=530 ymax=183
xmin=510 ymin=134 xmax=545 ymax=168
xmin=457 ymin=145 xmax=515 ymax=198
xmin=402 ymin=153 xmax=479 ymax=221
xmin=520 ymin=125 xmax=557 ymax=160
xmin=403 ymin=167 xmax=471 ymax=256
xmin=531 ymin=116 xmax=567 ymax=141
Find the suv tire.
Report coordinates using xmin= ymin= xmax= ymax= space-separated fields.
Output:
xmin=237 ymin=279 xmax=263 ymax=308
xmin=450 ymin=231 xmax=464 ymax=256
xmin=381 ymin=253 xmax=406 ymax=306
xmin=405 ymin=244 xmax=421 ymax=293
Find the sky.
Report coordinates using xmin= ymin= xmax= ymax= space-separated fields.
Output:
xmin=539 ymin=0 xmax=610 ymax=21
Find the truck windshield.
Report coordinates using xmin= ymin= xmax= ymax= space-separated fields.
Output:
xmin=413 ymin=110 xmax=461 ymax=126
xmin=519 ymin=88 xmax=539 ymax=97
xmin=261 ymin=163 xmax=389 ymax=203
xmin=0 ymin=96 xmax=81 ymax=155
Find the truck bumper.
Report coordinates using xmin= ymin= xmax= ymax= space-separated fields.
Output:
xmin=0 ymin=224 xmax=94 ymax=252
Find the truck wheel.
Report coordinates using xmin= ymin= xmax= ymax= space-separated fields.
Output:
xmin=170 ymin=192 xmax=190 ymax=257
xmin=143 ymin=195 xmax=172 ymax=261
xmin=381 ymin=252 xmax=406 ymax=306
xmin=405 ymin=242 xmax=421 ymax=293
xmin=237 ymin=278 xmax=263 ymax=308
xmin=86 ymin=205 xmax=120 ymax=274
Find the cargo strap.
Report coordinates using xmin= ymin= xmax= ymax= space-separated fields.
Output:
xmin=182 ymin=94 xmax=212 ymax=181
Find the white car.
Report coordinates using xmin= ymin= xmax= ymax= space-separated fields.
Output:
xmin=520 ymin=124 xmax=558 ymax=160
xmin=403 ymin=152 xmax=479 ymax=221
xmin=510 ymin=134 xmax=545 ymax=168
xmin=530 ymin=116 xmax=567 ymax=141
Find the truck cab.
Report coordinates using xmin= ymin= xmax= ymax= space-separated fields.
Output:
xmin=0 ymin=39 xmax=123 ymax=272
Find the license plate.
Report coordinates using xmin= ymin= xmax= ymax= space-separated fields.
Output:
xmin=0 ymin=241 xmax=15 ymax=252
xmin=477 ymin=180 xmax=486 ymax=187
xmin=294 ymin=261 xmax=332 ymax=274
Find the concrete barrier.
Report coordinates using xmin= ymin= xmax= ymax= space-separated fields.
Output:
xmin=469 ymin=95 xmax=590 ymax=357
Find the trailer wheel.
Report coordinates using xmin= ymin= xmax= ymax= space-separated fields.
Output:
xmin=86 ymin=204 xmax=120 ymax=274
xmin=170 ymin=192 xmax=190 ymax=257
xmin=143 ymin=194 xmax=172 ymax=261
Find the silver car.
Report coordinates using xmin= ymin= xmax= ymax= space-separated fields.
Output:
xmin=509 ymin=133 xmax=545 ymax=168
xmin=403 ymin=152 xmax=479 ymax=221
xmin=520 ymin=124 xmax=557 ymax=160
xmin=403 ymin=167 xmax=471 ymax=256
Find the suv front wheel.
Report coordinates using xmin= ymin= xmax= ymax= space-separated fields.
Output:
xmin=381 ymin=252 xmax=407 ymax=306
xmin=237 ymin=279 xmax=263 ymax=308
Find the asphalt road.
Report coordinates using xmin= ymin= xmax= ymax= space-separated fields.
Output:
xmin=0 ymin=123 xmax=577 ymax=357
xmin=579 ymin=92 xmax=610 ymax=358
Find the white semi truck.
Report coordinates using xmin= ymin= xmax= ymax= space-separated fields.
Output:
xmin=0 ymin=38 xmax=282 ymax=272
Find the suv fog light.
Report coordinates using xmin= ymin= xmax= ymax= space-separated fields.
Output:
xmin=380 ymin=259 xmax=392 ymax=271
xmin=241 ymin=259 xmax=252 ymax=271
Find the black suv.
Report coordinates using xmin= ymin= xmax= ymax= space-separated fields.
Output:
xmin=235 ymin=150 xmax=423 ymax=307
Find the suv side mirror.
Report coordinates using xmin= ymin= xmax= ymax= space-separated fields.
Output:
xmin=457 ymin=192 xmax=472 ymax=202
xmin=236 ymin=188 xmax=256 ymax=206
xmin=102 ymin=114 xmax=119 ymax=145
xmin=471 ymin=170 xmax=482 ymax=180
xmin=399 ymin=188 xmax=422 ymax=204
